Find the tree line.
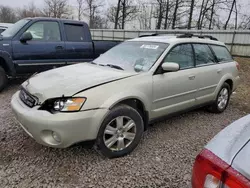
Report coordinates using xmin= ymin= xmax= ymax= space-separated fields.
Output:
xmin=0 ymin=0 xmax=249 ymax=30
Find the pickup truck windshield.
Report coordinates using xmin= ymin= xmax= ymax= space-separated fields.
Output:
xmin=93 ymin=41 xmax=169 ymax=72
xmin=1 ymin=19 xmax=30 ymax=37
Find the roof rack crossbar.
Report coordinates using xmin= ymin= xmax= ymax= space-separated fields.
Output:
xmin=177 ymin=33 xmax=218 ymax=41
xmin=139 ymin=33 xmax=158 ymax=38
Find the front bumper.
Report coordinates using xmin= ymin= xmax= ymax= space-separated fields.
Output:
xmin=11 ymin=91 xmax=109 ymax=148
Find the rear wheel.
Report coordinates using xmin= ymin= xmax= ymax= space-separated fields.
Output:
xmin=0 ymin=66 xmax=8 ymax=92
xmin=208 ymin=83 xmax=231 ymax=113
xmin=95 ymin=104 xmax=144 ymax=158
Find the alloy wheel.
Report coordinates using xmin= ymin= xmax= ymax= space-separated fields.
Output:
xmin=103 ymin=116 xmax=136 ymax=151
xmin=217 ymin=88 xmax=229 ymax=110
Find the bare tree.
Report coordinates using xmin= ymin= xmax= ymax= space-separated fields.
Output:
xmin=208 ymin=0 xmax=215 ymax=29
xmin=0 ymin=6 xmax=17 ymax=23
xmin=114 ymin=0 xmax=122 ymax=29
xmin=137 ymin=2 xmax=153 ymax=29
xmin=197 ymin=0 xmax=205 ymax=29
xmin=156 ymin=0 xmax=164 ymax=29
xmin=84 ymin=0 xmax=103 ymax=28
xmin=200 ymin=0 xmax=209 ymax=29
xmin=172 ymin=0 xmax=180 ymax=29
xmin=224 ymin=0 xmax=236 ymax=29
xmin=164 ymin=0 xmax=169 ymax=29
xmin=43 ymin=0 xmax=69 ymax=18
xmin=188 ymin=0 xmax=195 ymax=29
xmin=17 ymin=2 xmax=43 ymax=19
xmin=234 ymin=0 xmax=237 ymax=29
xmin=108 ymin=0 xmax=137 ymax=29
xmin=76 ymin=0 xmax=84 ymax=21
xmin=92 ymin=15 xmax=108 ymax=29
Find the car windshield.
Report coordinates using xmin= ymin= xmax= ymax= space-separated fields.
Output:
xmin=1 ymin=19 xmax=30 ymax=37
xmin=93 ymin=41 xmax=169 ymax=72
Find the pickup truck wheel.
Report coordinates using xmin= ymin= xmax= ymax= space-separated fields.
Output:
xmin=95 ymin=104 xmax=144 ymax=158
xmin=0 ymin=66 xmax=8 ymax=92
xmin=208 ymin=83 xmax=231 ymax=113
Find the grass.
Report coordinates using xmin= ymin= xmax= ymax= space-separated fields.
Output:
xmin=231 ymin=57 xmax=250 ymax=113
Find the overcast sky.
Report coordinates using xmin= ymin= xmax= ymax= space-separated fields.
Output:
xmin=1 ymin=0 xmax=82 ymax=8
xmin=1 ymin=0 xmax=249 ymax=19
xmin=0 ymin=0 xmax=114 ymax=8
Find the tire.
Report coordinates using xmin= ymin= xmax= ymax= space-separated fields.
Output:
xmin=208 ymin=83 xmax=231 ymax=113
xmin=95 ymin=104 xmax=144 ymax=158
xmin=0 ymin=66 xmax=8 ymax=92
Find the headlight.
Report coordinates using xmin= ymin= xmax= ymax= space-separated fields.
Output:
xmin=39 ymin=97 xmax=87 ymax=112
xmin=53 ymin=98 xmax=86 ymax=112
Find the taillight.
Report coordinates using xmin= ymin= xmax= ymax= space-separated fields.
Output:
xmin=223 ymin=165 xmax=250 ymax=188
xmin=192 ymin=149 xmax=229 ymax=188
xmin=192 ymin=149 xmax=250 ymax=188
xmin=235 ymin=61 xmax=240 ymax=71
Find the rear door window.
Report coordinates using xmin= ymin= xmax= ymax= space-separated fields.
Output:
xmin=193 ymin=44 xmax=217 ymax=66
xmin=210 ymin=45 xmax=233 ymax=62
xmin=64 ymin=24 xmax=85 ymax=42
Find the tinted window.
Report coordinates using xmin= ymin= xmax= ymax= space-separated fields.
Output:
xmin=64 ymin=24 xmax=85 ymax=42
xmin=210 ymin=45 xmax=232 ymax=62
xmin=25 ymin=21 xmax=61 ymax=41
xmin=164 ymin=44 xmax=194 ymax=69
xmin=193 ymin=44 xmax=216 ymax=66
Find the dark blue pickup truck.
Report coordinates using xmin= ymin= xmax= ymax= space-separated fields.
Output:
xmin=0 ymin=17 xmax=120 ymax=91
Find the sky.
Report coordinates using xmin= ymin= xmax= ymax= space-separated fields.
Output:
xmin=0 ymin=0 xmax=113 ymax=8
xmin=1 ymin=0 xmax=249 ymax=24
xmin=1 ymin=0 xmax=45 ymax=8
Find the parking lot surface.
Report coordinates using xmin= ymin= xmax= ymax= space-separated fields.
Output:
xmin=0 ymin=80 xmax=246 ymax=188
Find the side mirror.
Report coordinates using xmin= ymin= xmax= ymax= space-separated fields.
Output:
xmin=161 ymin=62 xmax=179 ymax=72
xmin=20 ymin=32 xmax=33 ymax=42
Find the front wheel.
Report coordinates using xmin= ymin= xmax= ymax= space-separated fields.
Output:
xmin=208 ymin=83 xmax=231 ymax=113
xmin=95 ymin=105 xmax=144 ymax=158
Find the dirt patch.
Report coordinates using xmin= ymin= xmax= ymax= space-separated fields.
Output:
xmin=231 ymin=57 xmax=250 ymax=113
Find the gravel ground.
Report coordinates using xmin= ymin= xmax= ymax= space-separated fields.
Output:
xmin=0 ymin=80 xmax=247 ymax=188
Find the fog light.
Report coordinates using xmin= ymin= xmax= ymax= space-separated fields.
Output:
xmin=52 ymin=131 xmax=61 ymax=143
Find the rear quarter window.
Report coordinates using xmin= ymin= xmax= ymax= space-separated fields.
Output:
xmin=210 ymin=45 xmax=233 ymax=62
xmin=64 ymin=24 xmax=85 ymax=42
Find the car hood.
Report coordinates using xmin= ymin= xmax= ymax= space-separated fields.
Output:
xmin=22 ymin=63 xmax=137 ymax=102
xmin=205 ymin=114 xmax=250 ymax=165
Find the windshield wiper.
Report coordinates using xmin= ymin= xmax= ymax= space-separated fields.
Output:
xmin=105 ymin=64 xmax=124 ymax=70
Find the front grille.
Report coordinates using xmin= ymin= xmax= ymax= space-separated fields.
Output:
xmin=19 ymin=89 xmax=36 ymax=108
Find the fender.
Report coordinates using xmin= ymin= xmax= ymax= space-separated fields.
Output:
xmin=0 ymin=50 xmax=16 ymax=76
xmin=100 ymin=90 xmax=152 ymax=117
xmin=214 ymin=73 xmax=235 ymax=100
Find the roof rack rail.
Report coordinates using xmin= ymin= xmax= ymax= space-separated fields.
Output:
xmin=177 ymin=33 xmax=218 ymax=41
xmin=139 ymin=33 xmax=158 ymax=38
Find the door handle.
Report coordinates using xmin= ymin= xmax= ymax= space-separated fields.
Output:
xmin=55 ymin=46 xmax=64 ymax=50
xmin=217 ymin=69 xmax=222 ymax=74
xmin=189 ymin=75 xmax=195 ymax=80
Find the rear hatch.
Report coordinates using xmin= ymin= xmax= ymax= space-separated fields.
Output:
xmin=231 ymin=139 xmax=250 ymax=180
xmin=205 ymin=114 xmax=250 ymax=167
